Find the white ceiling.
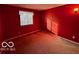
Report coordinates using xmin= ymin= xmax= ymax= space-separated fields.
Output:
xmin=8 ymin=4 xmax=65 ymax=10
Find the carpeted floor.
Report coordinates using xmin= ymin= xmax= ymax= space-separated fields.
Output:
xmin=2 ymin=31 xmax=79 ymax=54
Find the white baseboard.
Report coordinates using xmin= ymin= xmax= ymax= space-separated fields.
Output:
xmin=1 ymin=31 xmax=79 ymax=54
xmin=0 ymin=30 xmax=39 ymax=54
xmin=6 ymin=30 xmax=79 ymax=45
xmin=5 ymin=30 xmax=40 ymax=41
xmin=59 ymin=36 xmax=79 ymax=45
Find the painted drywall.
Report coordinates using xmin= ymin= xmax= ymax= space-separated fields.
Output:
xmin=1 ymin=4 xmax=79 ymax=43
xmin=41 ymin=4 xmax=79 ymax=43
xmin=0 ymin=9 xmax=3 ymax=43
xmin=0 ymin=5 xmax=41 ymax=40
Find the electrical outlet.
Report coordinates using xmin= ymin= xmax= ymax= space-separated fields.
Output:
xmin=72 ymin=36 xmax=75 ymax=39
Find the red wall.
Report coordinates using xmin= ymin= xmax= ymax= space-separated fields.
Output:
xmin=41 ymin=4 xmax=79 ymax=43
xmin=0 ymin=9 xmax=3 ymax=43
xmin=0 ymin=5 xmax=41 ymax=40
xmin=1 ymin=4 xmax=79 ymax=43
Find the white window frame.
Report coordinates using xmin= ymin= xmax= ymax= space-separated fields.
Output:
xmin=19 ymin=10 xmax=34 ymax=26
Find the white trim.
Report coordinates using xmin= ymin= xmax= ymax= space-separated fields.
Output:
xmin=1 ymin=31 xmax=79 ymax=54
xmin=0 ymin=30 xmax=39 ymax=54
xmin=5 ymin=30 xmax=39 ymax=41
xmin=59 ymin=36 xmax=79 ymax=45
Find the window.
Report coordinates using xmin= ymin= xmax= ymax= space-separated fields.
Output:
xmin=19 ymin=11 xmax=34 ymax=26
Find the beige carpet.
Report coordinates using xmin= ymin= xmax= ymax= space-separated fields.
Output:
xmin=2 ymin=31 xmax=79 ymax=54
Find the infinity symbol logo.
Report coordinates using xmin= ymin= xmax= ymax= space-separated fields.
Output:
xmin=1 ymin=41 xmax=14 ymax=48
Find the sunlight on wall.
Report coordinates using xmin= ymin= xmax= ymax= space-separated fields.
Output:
xmin=51 ymin=22 xmax=58 ymax=35
xmin=46 ymin=18 xmax=58 ymax=35
xmin=47 ymin=18 xmax=52 ymax=31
